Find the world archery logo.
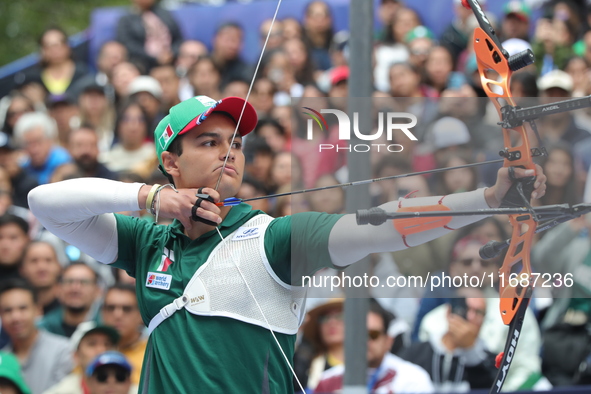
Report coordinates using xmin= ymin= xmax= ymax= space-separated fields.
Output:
xmin=145 ymin=272 xmax=172 ymax=290
xmin=302 ymin=106 xmax=418 ymax=153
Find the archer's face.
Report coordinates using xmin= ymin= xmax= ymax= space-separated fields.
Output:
xmin=168 ymin=113 xmax=245 ymax=198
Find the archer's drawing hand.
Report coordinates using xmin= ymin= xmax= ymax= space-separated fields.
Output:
xmin=157 ymin=187 xmax=221 ymax=230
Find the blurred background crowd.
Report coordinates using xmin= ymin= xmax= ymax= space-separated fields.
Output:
xmin=2 ymin=0 xmax=591 ymax=393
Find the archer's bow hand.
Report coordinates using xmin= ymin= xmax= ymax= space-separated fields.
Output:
xmin=484 ymin=164 xmax=547 ymax=208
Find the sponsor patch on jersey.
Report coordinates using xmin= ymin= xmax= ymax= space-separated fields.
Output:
xmin=145 ymin=272 xmax=172 ymax=290
xmin=232 ymin=226 xmax=261 ymax=241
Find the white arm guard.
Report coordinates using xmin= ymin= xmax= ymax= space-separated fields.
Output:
xmin=328 ymin=189 xmax=491 ymax=267
xmin=28 ymin=178 xmax=144 ymax=264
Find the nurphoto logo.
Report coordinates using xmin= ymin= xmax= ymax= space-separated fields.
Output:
xmin=302 ymin=107 xmax=418 ymax=152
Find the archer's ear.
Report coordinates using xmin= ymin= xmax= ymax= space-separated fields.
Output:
xmin=161 ymin=151 xmax=180 ymax=178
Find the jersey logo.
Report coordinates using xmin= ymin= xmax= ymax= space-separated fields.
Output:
xmin=146 ymin=272 xmax=172 ymax=290
xmin=157 ymin=247 xmax=174 ymax=272
xmin=232 ymin=227 xmax=261 ymax=241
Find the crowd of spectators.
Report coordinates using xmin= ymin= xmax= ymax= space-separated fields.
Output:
xmin=3 ymin=0 xmax=591 ymax=392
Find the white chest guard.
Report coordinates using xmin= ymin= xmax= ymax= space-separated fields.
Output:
xmin=148 ymin=214 xmax=306 ymax=335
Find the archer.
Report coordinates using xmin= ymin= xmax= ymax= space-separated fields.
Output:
xmin=28 ymin=95 xmax=546 ymax=393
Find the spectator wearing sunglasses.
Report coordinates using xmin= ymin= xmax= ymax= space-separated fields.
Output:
xmin=100 ymin=284 xmax=146 ymax=385
xmin=314 ymin=299 xmax=434 ymax=393
xmin=85 ymin=351 xmax=133 ymax=394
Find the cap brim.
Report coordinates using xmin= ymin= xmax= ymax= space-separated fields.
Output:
xmin=537 ymin=81 xmax=572 ymax=92
xmin=0 ymin=371 xmax=31 ymax=394
xmin=87 ymin=353 xmax=132 ymax=376
xmin=179 ymin=96 xmax=258 ymax=137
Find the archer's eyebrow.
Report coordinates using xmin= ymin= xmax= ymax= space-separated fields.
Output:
xmin=196 ymin=132 xmax=243 ymax=141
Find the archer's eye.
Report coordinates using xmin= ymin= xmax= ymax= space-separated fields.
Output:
xmin=232 ymin=141 xmax=242 ymax=149
xmin=203 ymin=140 xmax=216 ymax=147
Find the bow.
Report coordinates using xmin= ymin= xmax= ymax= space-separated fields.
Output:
xmin=450 ymin=0 xmax=545 ymax=393
xmin=351 ymin=1 xmax=586 ymax=392
xmin=460 ymin=0 xmax=541 ymax=391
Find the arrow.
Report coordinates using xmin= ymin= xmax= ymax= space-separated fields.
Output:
xmin=216 ymin=158 xmax=504 ymax=207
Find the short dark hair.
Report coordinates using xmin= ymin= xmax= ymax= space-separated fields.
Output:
xmin=68 ymin=124 xmax=97 ymax=144
xmin=216 ymin=22 xmax=243 ymax=35
xmin=0 ymin=214 xmax=29 ymax=235
xmin=162 ymin=123 xmax=189 ymax=185
xmin=23 ymin=240 xmax=58 ymax=260
xmin=0 ymin=278 xmax=38 ymax=305
xmin=254 ymin=118 xmax=285 ymax=137
xmin=221 ymin=77 xmax=250 ymax=93
xmin=188 ymin=55 xmax=222 ymax=79
xmin=105 ymin=283 xmax=136 ymax=298
xmin=389 ymin=61 xmax=419 ymax=75
xmin=62 ymin=262 xmax=99 ymax=284
xmin=244 ymin=136 xmax=273 ymax=164
xmin=369 ymin=298 xmax=395 ymax=333
xmin=38 ymin=26 xmax=68 ymax=47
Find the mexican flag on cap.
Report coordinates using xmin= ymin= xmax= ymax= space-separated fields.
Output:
xmin=155 ymin=96 xmax=258 ymax=175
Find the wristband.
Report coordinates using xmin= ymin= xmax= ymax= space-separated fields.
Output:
xmin=145 ymin=184 xmax=161 ymax=213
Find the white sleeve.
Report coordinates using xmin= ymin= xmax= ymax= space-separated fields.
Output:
xmin=28 ymin=178 xmax=144 ymax=264
xmin=328 ymin=189 xmax=490 ymax=267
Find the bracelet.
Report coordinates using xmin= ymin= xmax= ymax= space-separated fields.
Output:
xmin=153 ymin=184 xmax=178 ymax=222
xmin=145 ymin=184 xmax=161 ymax=213
xmin=150 ymin=184 xmax=169 ymax=215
